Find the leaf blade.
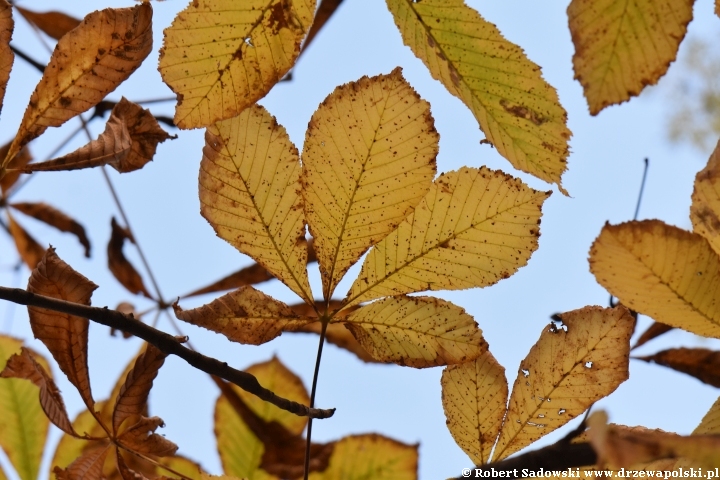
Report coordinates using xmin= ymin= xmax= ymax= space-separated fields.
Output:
xmin=0 ymin=0 xmax=13 ymax=115
xmin=691 ymin=139 xmax=720 ymax=255
xmin=10 ymin=202 xmax=91 ymax=257
xmin=635 ymin=348 xmax=720 ymax=388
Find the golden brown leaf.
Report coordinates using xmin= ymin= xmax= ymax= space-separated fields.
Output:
xmin=54 ymin=444 xmax=111 ymax=480
xmin=343 ymin=296 xmax=487 ymax=367
xmin=442 ymin=350 xmax=508 ymax=465
xmin=28 ymin=247 xmax=97 ymax=408
xmin=695 ymin=396 xmax=720 ymax=435
xmin=7 ymin=212 xmax=45 ymax=269
xmin=117 ymin=416 xmax=177 ymax=457
xmin=51 ymin=406 xmax=107 ymax=472
xmin=0 ymin=143 xmax=31 ymax=195
xmin=26 ymin=98 xmax=174 ymax=174
xmin=632 ymin=321 xmax=674 ymax=350
xmin=493 ymin=306 xmax=635 ymax=461
xmin=108 ymin=217 xmax=151 ymax=298
xmin=345 ymin=167 xmax=550 ymax=307
xmin=302 ymin=68 xmax=438 ymax=298
xmin=174 ymin=286 xmax=312 ymax=346
xmin=1 ymin=4 xmax=153 ymax=169
xmin=15 ymin=7 xmax=80 ymax=41
xmin=10 ymin=202 xmax=90 ymax=257
xmin=635 ymin=348 xmax=720 ymax=388
xmin=158 ymin=0 xmax=316 ymax=129
xmin=691 ymin=139 xmax=720 ymax=255
xmin=0 ymin=0 xmax=13 ymax=115
xmin=115 ymin=448 xmax=150 ymax=480
xmin=590 ymin=220 xmax=720 ymax=338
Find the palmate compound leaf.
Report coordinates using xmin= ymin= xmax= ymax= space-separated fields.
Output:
xmin=492 ymin=306 xmax=635 ymax=461
xmin=691 ymin=139 xmax=720 ymax=255
xmin=1 ymin=4 xmax=153 ymax=171
xmin=302 ymin=68 xmax=438 ymax=299
xmin=200 ymin=104 xmax=313 ymax=304
xmin=386 ymin=0 xmax=571 ymax=191
xmin=589 ymin=220 xmax=720 ymax=338
xmin=568 ymin=0 xmax=694 ymax=116
xmin=441 ymin=349 xmax=508 ymax=465
xmin=0 ymin=0 xmax=12 ymax=115
xmin=174 ymin=286 xmax=313 ymax=345
xmin=158 ymin=0 xmax=316 ymax=129
xmin=342 ymin=296 xmax=487 ymax=367
xmin=345 ymin=167 xmax=550 ymax=307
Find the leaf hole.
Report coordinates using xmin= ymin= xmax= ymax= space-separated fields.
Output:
xmin=584 ymin=361 xmax=593 ymax=369
xmin=558 ymin=409 xmax=566 ymax=415
xmin=538 ymin=414 xmax=545 ymax=418
xmin=521 ymin=369 xmax=530 ymax=377
xmin=244 ymin=37 xmax=254 ymax=47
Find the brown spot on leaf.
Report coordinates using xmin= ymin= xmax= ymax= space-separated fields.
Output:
xmin=499 ymin=99 xmax=546 ymax=125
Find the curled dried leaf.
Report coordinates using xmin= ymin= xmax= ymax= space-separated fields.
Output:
xmin=10 ymin=202 xmax=91 ymax=257
xmin=117 ymin=416 xmax=178 ymax=457
xmin=15 ymin=6 xmax=80 ymax=41
xmin=0 ymin=0 xmax=12 ymax=115
xmin=108 ymin=217 xmax=152 ymax=298
xmin=7 ymin=213 xmax=45 ymax=269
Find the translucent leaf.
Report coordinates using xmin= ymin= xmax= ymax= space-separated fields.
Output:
xmin=635 ymin=348 xmax=720 ymax=388
xmin=1 ymin=4 xmax=153 ymax=169
xmin=386 ymin=0 xmax=571 ymax=190
xmin=159 ymin=0 xmax=316 ymax=129
xmin=15 ymin=7 xmax=80 ymax=41
xmin=441 ymin=350 xmax=508 ymax=465
xmin=158 ymin=456 xmax=201 ymax=480
xmin=174 ymin=286 xmax=312 ymax=346
xmin=116 ymin=416 xmax=178 ymax=457
xmin=0 ymin=0 xmax=13 ymax=115
xmin=108 ymin=217 xmax=151 ymax=298
xmin=343 ymin=296 xmax=486 ymax=367
xmin=346 ymin=167 xmax=550 ymax=306
xmin=308 ymin=434 xmax=417 ymax=480
xmin=695 ymin=397 xmax=720 ymax=435
xmin=27 ymin=247 xmax=97 ymax=408
xmin=7 ymin=213 xmax=45 ymax=270
xmin=493 ymin=306 xmax=635 ymax=461
xmin=200 ymin=104 xmax=312 ymax=303
xmin=0 ymin=336 xmax=49 ymax=480
xmin=589 ymin=220 xmax=720 ymax=338
xmin=10 ymin=202 xmax=91 ymax=257
xmin=53 ymin=444 xmax=111 ymax=480
xmin=568 ymin=0 xmax=693 ymax=115
xmin=302 ymin=68 xmax=437 ymax=298
xmin=691 ymin=139 xmax=720 ymax=255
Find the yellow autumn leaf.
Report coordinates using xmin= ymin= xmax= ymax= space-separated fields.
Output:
xmin=691 ymin=140 xmax=720 ymax=255
xmin=173 ymin=286 xmax=312 ymax=346
xmin=1 ymin=4 xmax=153 ymax=170
xmin=694 ymin=396 xmax=720 ymax=435
xmin=345 ymin=167 xmax=550 ymax=307
xmin=216 ymin=357 xmax=309 ymax=479
xmin=159 ymin=0 xmax=316 ymax=129
xmin=441 ymin=350 xmax=508 ymax=465
xmin=342 ymin=296 xmax=486 ymax=367
xmin=302 ymin=68 xmax=438 ymax=299
xmin=568 ymin=0 xmax=693 ymax=115
xmin=493 ymin=306 xmax=635 ymax=461
xmin=0 ymin=335 xmax=50 ymax=480
xmin=200 ymin=104 xmax=313 ymax=304
xmin=590 ymin=220 xmax=720 ymax=339
xmin=386 ymin=0 xmax=571 ymax=190
xmin=308 ymin=434 xmax=417 ymax=480
xmin=0 ymin=0 xmax=13 ymax=115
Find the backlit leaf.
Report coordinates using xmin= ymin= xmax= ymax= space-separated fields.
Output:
xmin=302 ymin=68 xmax=437 ymax=298
xmin=308 ymin=434 xmax=417 ymax=480
xmin=51 ymin=405 xmax=106 ymax=472
xmin=159 ymin=0 xmax=316 ymax=129
xmin=28 ymin=247 xmax=97 ymax=408
xmin=632 ymin=321 xmax=674 ymax=350
xmin=493 ymin=306 xmax=635 ymax=461
xmin=441 ymin=349 xmax=508 ymax=465
xmin=108 ymin=217 xmax=152 ymax=298
xmin=200 ymin=104 xmax=313 ymax=304
xmin=0 ymin=336 xmax=48 ymax=480
xmin=53 ymin=444 xmax=111 ymax=480
xmin=695 ymin=396 xmax=720 ymax=434
xmin=15 ymin=7 xmax=80 ymax=41
xmin=0 ymin=0 xmax=13 ymax=115
xmin=117 ymin=416 xmax=177 ymax=457
xmin=2 ymin=4 xmax=153 ymax=169
xmin=10 ymin=202 xmax=90 ymax=257
xmin=343 ymin=296 xmax=486 ymax=367
xmin=346 ymin=167 xmax=550 ymax=307
xmin=7 ymin=213 xmax=45 ymax=270
xmin=568 ymin=0 xmax=693 ymax=115
xmin=635 ymin=348 xmax=720 ymax=388
xmin=589 ymin=220 xmax=720 ymax=338
xmin=691 ymin=139 xmax=720 ymax=255
xmin=174 ymin=286 xmax=312 ymax=346
xmin=386 ymin=0 xmax=571 ymax=190
xmin=0 ymin=143 xmax=31 ymax=195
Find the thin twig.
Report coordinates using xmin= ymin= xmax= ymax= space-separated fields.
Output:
xmin=10 ymin=44 xmax=45 ymax=73
xmin=304 ymin=318 xmax=329 ymax=480
xmin=0 ymin=286 xmax=335 ymax=419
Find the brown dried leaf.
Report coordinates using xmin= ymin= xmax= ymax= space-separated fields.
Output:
xmin=10 ymin=202 xmax=91 ymax=257
xmin=0 ymin=143 xmax=31 ymax=195
xmin=635 ymin=348 xmax=720 ymax=388
xmin=117 ymin=416 xmax=178 ymax=457
xmin=0 ymin=0 xmax=13 ymax=115
xmin=54 ymin=444 xmax=111 ymax=480
xmin=28 ymin=247 xmax=97 ymax=408
xmin=632 ymin=322 xmax=674 ymax=350
xmin=7 ymin=213 xmax=45 ymax=269
xmin=1 ymin=4 xmax=153 ymax=169
xmin=15 ymin=7 xmax=80 ymax=41
xmin=115 ymin=448 xmax=150 ymax=480
xmin=26 ymin=98 xmax=174 ymax=174
xmin=108 ymin=217 xmax=151 ymax=298
xmin=1 ymin=347 xmax=79 ymax=436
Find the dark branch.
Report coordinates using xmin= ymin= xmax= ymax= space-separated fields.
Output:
xmin=10 ymin=44 xmax=45 ymax=73
xmin=0 ymin=286 xmax=335 ymax=420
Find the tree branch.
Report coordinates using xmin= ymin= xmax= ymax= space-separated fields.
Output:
xmin=0 ymin=286 xmax=335 ymax=420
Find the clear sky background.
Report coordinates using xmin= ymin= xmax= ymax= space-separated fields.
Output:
xmin=1 ymin=1 xmax=720 ymax=479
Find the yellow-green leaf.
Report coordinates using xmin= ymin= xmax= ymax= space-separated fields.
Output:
xmin=386 ymin=0 xmax=571 ymax=190
xmin=345 ymin=167 xmax=550 ymax=307
xmin=568 ymin=0 xmax=694 ymax=115
xmin=691 ymin=140 xmax=720 ymax=255
xmin=493 ymin=306 xmax=635 ymax=461
xmin=302 ymin=68 xmax=438 ymax=298
xmin=0 ymin=335 xmax=50 ymax=480
xmin=0 ymin=0 xmax=13 ymax=115
xmin=200 ymin=104 xmax=313 ymax=304
xmin=589 ymin=220 xmax=720 ymax=338
xmin=159 ymin=0 xmax=316 ymax=129
xmin=694 ymin=396 xmax=720 ymax=435
xmin=441 ymin=350 xmax=508 ymax=465
xmin=308 ymin=434 xmax=417 ymax=480
xmin=174 ymin=286 xmax=312 ymax=346
xmin=343 ymin=296 xmax=486 ymax=367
